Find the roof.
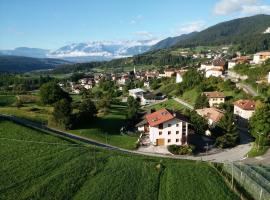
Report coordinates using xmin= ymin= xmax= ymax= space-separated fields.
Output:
xmin=213 ymin=58 xmax=226 ymax=67
xmin=255 ymin=51 xmax=270 ymax=56
xmin=203 ymin=91 xmax=225 ymax=98
xmin=145 ymin=108 xmax=188 ymax=127
xmin=234 ymin=100 xmax=256 ymax=110
xmin=196 ymin=107 xmax=224 ymax=123
xmin=128 ymin=88 xmax=145 ymax=94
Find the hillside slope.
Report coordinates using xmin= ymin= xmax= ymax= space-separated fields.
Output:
xmin=0 ymin=120 xmax=239 ymax=200
xmin=153 ymin=14 xmax=270 ymax=53
xmin=0 ymin=55 xmax=70 ymax=72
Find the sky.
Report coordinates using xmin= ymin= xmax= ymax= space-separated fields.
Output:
xmin=1 ymin=0 xmax=270 ymax=50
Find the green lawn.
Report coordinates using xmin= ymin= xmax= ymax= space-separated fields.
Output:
xmin=181 ymin=88 xmax=200 ymax=105
xmin=146 ymin=99 xmax=187 ymax=112
xmin=0 ymin=120 xmax=240 ymax=200
xmin=70 ymin=104 xmax=139 ymax=150
xmin=0 ymin=95 xmax=16 ymax=106
xmin=0 ymin=105 xmax=51 ymax=123
xmin=247 ymin=144 xmax=270 ymax=157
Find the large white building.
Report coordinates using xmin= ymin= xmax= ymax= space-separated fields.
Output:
xmin=137 ymin=109 xmax=189 ymax=146
xmin=253 ymin=52 xmax=270 ymax=64
xmin=234 ymin=100 xmax=256 ymax=122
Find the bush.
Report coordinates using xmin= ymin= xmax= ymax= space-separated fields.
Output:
xmin=168 ymin=144 xmax=195 ymax=155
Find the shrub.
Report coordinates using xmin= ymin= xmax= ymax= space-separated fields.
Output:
xmin=168 ymin=144 xmax=195 ymax=155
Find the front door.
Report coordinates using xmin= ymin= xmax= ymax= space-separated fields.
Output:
xmin=156 ymin=138 xmax=165 ymax=146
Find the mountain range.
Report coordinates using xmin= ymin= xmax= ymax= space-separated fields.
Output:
xmin=0 ymin=40 xmax=159 ymax=62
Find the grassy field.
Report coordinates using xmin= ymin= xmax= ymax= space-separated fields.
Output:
xmin=0 ymin=105 xmax=51 ymax=123
xmin=0 ymin=95 xmax=16 ymax=106
xmin=181 ymin=88 xmax=200 ymax=105
xmin=0 ymin=120 xmax=240 ymax=200
xmin=146 ymin=99 xmax=187 ymax=112
xmin=70 ymin=104 xmax=139 ymax=150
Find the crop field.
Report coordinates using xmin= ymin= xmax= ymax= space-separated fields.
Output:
xmin=0 ymin=120 xmax=239 ymax=200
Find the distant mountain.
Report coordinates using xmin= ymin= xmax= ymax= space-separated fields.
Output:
xmin=153 ymin=14 xmax=270 ymax=53
xmin=0 ymin=55 xmax=70 ymax=73
xmin=0 ymin=47 xmax=49 ymax=58
xmin=150 ymin=32 xmax=198 ymax=50
xmin=48 ymin=40 xmax=159 ymax=62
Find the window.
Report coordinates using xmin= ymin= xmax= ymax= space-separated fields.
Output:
xmin=182 ymin=123 xmax=187 ymax=134
xmin=168 ymin=131 xmax=171 ymax=135
xmin=176 ymin=131 xmax=179 ymax=134
xmin=158 ymin=123 xmax=163 ymax=129
xmin=167 ymin=139 xmax=171 ymax=143
xmin=168 ymin=124 xmax=171 ymax=127
xmin=176 ymin=123 xmax=179 ymax=127
xmin=183 ymin=131 xmax=186 ymax=136
xmin=159 ymin=131 xmax=162 ymax=135
xmin=176 ymin=139 xmax=179 ymax=142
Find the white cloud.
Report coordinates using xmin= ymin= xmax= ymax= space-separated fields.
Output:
xmin=172 ymin=20 xmax=206 ymax=36
xmin=213 ymin=0 xmax=270 ymax=15
xmin=135 ymin=31 xmax=153 ymax=38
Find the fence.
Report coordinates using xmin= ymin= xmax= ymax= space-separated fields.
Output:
xmin=223 ymin=162 xmax=270 ymax=200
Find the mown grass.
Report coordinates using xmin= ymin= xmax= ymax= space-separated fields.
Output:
xmin=0 ymin=105 xmax=51 ymax=123
xmin=70 ymin=104 xmax=139 ymax=150
xmin=181 ymin=88 xmax=200 ymax=105
xmin=247 ymin=144 xmax=270 ymax=157
xmin=146 ymin=99 xmax=187 ymax=112
xmin=0 ymin=120 xmax=239 ymax=200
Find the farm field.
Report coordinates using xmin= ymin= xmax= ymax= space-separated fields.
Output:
xmin=0 ymin=120 xmax=240 ymax=200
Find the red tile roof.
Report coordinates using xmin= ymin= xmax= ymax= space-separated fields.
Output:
xmin=234 ymin=100 xmax=256 ymax=110
xmin=146 ymin=108 xmax=174 ymax=127
xmin=203 ymin=91 xmax=225 ymax=98
xmin=196 ymin=107 xmax=224 ymax=123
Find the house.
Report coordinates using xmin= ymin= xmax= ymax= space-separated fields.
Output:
xmin=196 ymin=107 xmax=224 ymax=126
xmin=117 ymin=75 xmax=129 ymax=85
xmin=205 ymin=68 xmax=223 ymax=78
xmin=200 ymin=58 xmax=226 ymax=78
xmin=137 ymin=108 xmax=190 ymax=146
xmin=159 ymin=70 xmax=175 ymax=78
xmin=203 ymin=91 xmax=225 ymax=107
xmin=253 ymin=51 xmax=270 ymax=64
xmin=128 ymin=88 xmax=145 ymax=99
xmin=228 ymin=56 xmax=251 ymax=69
xmin=234 ymin=100 xmax=256 ymax=122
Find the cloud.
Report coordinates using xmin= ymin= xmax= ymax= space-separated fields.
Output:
xmin=135 ymin=31 xmax=153 ymax=38
xmin=213 ymin=0 xmax=270 ymax=15
xmin=172 ymin=20 xmax=206 ymax=36
xmin=130 ymin=14 xmax=143 ymax=24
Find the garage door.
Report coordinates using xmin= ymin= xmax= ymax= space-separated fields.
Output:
xmin=156 ymin=138 xmax=165 ymax=146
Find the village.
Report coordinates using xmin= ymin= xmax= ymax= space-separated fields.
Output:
xmin=55 ymin=49 xmax=270 ymax=155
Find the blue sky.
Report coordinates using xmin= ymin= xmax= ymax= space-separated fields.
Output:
xmin=1 ymin=0 xmax=270 ymax=50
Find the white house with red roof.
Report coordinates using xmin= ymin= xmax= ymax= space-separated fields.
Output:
xmin=137 ymin=108 xmax=190 ymax=146
xmin=196 ymin=107 xmax=224 ymax=126
xmin=253 ymin=51 xmax=270 ymax=64
xmin=234 ymin=100 xmax=256 ymax=121
xmin=203 ymin=91 xmax=225 ymax=107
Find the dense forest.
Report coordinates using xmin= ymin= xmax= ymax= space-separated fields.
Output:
xmin=153 ymin=14 xmax=270 ymax=53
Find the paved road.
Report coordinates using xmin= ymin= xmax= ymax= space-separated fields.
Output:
xmin=173 ymin=97 xmax=194 ymax=110
xmin=236 ymin=83 xmax=258 ymax=97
